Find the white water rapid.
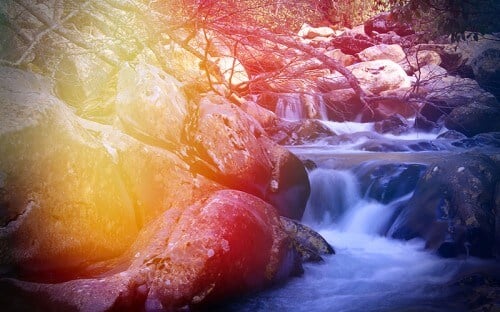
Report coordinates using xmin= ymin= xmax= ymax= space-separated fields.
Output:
xmin=223 ymin=164 xmax=493 ymax=312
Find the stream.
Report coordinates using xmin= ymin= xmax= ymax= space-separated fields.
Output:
xmin=222 ymin=116 xmax=498 ymax=311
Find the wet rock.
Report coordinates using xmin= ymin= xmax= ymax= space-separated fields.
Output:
xmin=437 ymin=130 xmax=468 ymax=140
xmin=1 ymin=190 xmax=301 ymax=311
xmin=280 ymin=217 xmax=334 ymax=263
xmin=357 ymin=44 xmax=406 ymax=63
xmin=354 ymin=163 xmax=427 ymax=204
xmin=445 ymin=102 xmax=500 ymax=137
xmin=358 ymin=140 xmax=410 ymax=152
xmin=390 ymin=153 xmax=500 ymax=258
xmin=451 ymin=132 xmax=500 ymax=149
xmin=418 ymin=76 xmax=497 ymax=123
xmin=374 ymin=114 xmax=410 ymax=135
xmin=260 ymin=137 xmax=311 ymax=220
xmin=266 ymin=119 xmax=335 ymax=145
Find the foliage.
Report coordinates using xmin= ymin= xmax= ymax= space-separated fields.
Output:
xmin=389 ymin=0 xmax=500 ymax=41
xmin=327 ymin=0 xmax=392 ymax=28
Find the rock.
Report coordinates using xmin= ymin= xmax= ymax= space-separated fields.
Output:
xmin=190 ymin=95 xmax=310 ymax=220
xmin=298 ymin=23 xmax=334 ymax=39
xmin=0 ymin=190 xmax=301 ymax=311
xmin=322 ymin=89 xmax=364 ymax=121
xmin=419 ymin=76 xmax=497 ymax=122
xmin=445 ymin=103 xmax=500 ymax=137
xmin=0 ymin=67 xmax=137 ymax=278
xmin=240 ymin=100 xmax=278 ymax=128
xmin=413 ymin=113 xmax=440 ymax=131
xmin=280 ymin=217 xmax=334 ymax=262
xmin=373 ymin=88 xmax=422 ymax=120
xmin=269 ymin=119 xmax=335 ymax=145
xmin=212 ymin=56 xmax=249 ymax=92
xmin=374 ymin=114 xmax=410 ymax=135
xmin=116 ymin=62 xmax=188 ymax=144
xmin=324 ymin=49 xmax=357 ymax=67
xmin=456 ymin=34 xmax=500 ymax=99
xmin=190 ymin=94 xmax=272 ymax=199
xmin=55 ymin=54 xmax=114 ymax=117
xmin=260 ymin=137 xmax=311 ymax=220
xmin=406 ymin=50 xmax=442 ymax=72
xmin=389 ymin=153 xmax=499 ymax=258
xmin=414 ymin=64 xmax=448 ymax=82
xmin=321 ymin=60 xmax=411 ymax=95
xmin=354 ymin=162 xmax=427 ymax=204
xmin=357 ymin=44 xmax=406 ymax=63
xmin=331 ymin=35 xmax=375 ymax=55
xmin=437 ymin=130 xmax=468 ymax=140
xmin=364 ymin=12 xmax=414 ymax=37
xmin=0 ymin=67 xmax=218 ymax=281
xmin=451 ymin=132 xmax=500 ymax=149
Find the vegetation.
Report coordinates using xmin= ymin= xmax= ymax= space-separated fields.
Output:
xmin=389 ymin=0 xmax=500 ymax=41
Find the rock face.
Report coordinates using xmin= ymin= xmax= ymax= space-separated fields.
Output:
xmin=445 ymin=103 xmax=500 ymax=137
xmin=0 ymin=67 xmax=218 ymax=279
xmin=390 ymin=153 xmax=499 ymax=258
xmin=0 ymin=67 xmax=138 ymax=278
xmin=1 ymin=190 xmax=302 ymax=311
xmin=116 ymin=63 xmax=188 ymax=144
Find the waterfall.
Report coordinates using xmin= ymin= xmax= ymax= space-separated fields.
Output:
xmin=275 ymin=94 xmax=305 ymax=120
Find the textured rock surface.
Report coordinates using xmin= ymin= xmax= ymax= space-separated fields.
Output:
xmin=1 ymin=190 xmax=301 ymax=311
xmin=390 ymin=153 xmax=499 ymax=258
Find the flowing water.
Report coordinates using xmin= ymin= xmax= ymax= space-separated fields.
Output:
xmin=222 ymin=116 xmax=497 ymax=311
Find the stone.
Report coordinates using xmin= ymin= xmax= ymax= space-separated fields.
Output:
xmin=0 ymin=190 xmax=301 ymax=311
xmin=321 ymin=60 xmax=412 ymax=95
xmin=116 ymin=62 xmax=188 ymax=144
xmin=55 ymin=54 xmax=114 ymax=116
xmin=190 ymin=94 xmax=272 ymax=199
xmin=240 ymin=100 xmax=278 ymax=128
xmin=280 ymin=217 xmax=334 ymax=262
xmin=389 ymin=153 xmax=499 ymax=258
xmin=0 ymin=67 xmax=137 ymax=277
xmin=324 ymin=49 xmax=357 ymax=67
xmin=374 ymin=114 xmax=410 ymax=135
xmin=445 ymin=103 xmax=500 ymax=137
xmin=357 ymin=44 xmax=406 ymax=63
xmin=406 ymin=50 xmax=442 ymax=72
xmin=298 ymin=23 xmax=335 ymax=39
xmin=331 ymin=35 xmax=375 ymax=55
xmin=212 ymin=56 xmax=249 ymax=92
xmin=259 ymin=137 xmax=311 ymax=220
xmin=364 ymin=12 xmax=414 ymax=37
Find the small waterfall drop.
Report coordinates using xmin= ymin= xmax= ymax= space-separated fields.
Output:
xmin=275 ymin=94 xmax=305 ymax=120
xmin=304 ymin=167 xmax=403 ymax=236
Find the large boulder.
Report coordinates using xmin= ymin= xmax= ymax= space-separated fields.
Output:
xmin=445 ymin=102 xmax=500 ymax=137
xmin=357 ymin=44 xmax=406 ymax=63
xmin=0 ymin=67 xmax=138 ymax=277
xmin=298 ymin=23 xmax=335 ymax=39
xmin=390 ymin=153 xmax=500 ymax=258
xmin=189 ymin=94 xmax=310 ymax=220
xmin=0 ymin=190 xmax=301 ymax=311
xmin=320 ymin=60 xmax=412 ymax=95
xmin=0 ymin=67 xmax=217 ymax=280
